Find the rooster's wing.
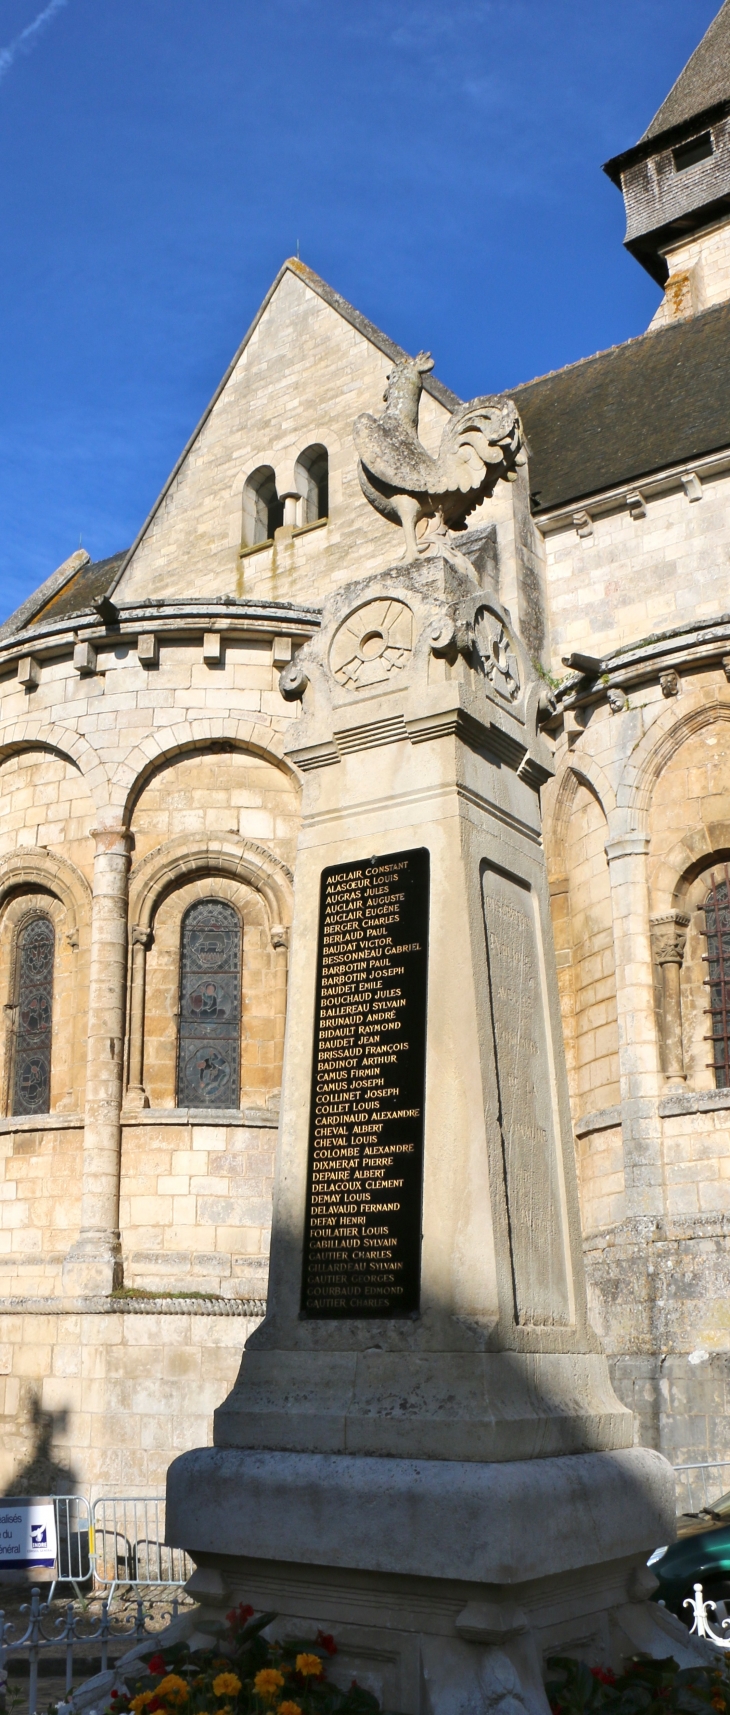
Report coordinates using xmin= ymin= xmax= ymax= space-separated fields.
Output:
xmin=352 ymin=411 xmax=439 ymax=496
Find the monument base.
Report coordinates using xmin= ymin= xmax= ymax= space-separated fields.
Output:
xmin=166 ymin=1446 xmax=704 ymax=1713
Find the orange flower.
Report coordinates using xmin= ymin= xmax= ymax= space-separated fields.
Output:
xmin=278 ymin=1703 xmax=302 ymax=1715
xmin=155 ymin=1676 xmax=189 ymax=1706
xmin=130 ymin=1697 xmax=155 ymax=1714
xmin=212 ymin=1676 xmax=241 ymax=1698
xmin=295 ymin=1656 xmax=323 ymax=1680
xmin=254 ymin=1669 xmax=286 ymax=1702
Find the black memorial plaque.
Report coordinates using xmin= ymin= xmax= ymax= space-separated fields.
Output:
xmin=301 ymin=847 xmax=429 ymax=1318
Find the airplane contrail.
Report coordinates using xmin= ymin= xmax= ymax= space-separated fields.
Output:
xmin=0 ymin=0 xmax=68 ymax=88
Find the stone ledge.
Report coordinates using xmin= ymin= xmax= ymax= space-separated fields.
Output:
xmin=120 ymin=1107 xmax=279 ymax=1128
xmin=658 ymin=1088 xmax=730 ymax=1118
xmin=0 ymin=1294 xmax=266 ymax=1316
xmin=0 ymin=1113 xmax=83 ymax=1134
xmin=574 ymin=1105 xmax=622 ymax=1137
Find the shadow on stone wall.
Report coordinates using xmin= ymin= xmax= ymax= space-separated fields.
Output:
xmin=1 ymin=1385 xmax=78 ymax=1497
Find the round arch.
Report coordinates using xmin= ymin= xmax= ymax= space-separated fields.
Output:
xmin=128 ymin=832 xmax=294 ymax=940
xmin=0 ymin=848 xmax=91 ymax=937
xmin=0 ymin=719 xmax=104 ymax=790
xmin=545 ymin=758 xmax=614 ymax=877
xmin=112 ymin=718 xmax=301 ymax=827
xmin=621 ymin=694 xmax=730 ymax=829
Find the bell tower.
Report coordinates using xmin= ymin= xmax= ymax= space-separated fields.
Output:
xmin=604 ymin=2 xmax=730 ymax=322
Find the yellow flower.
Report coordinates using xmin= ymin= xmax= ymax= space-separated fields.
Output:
xmin=295 ymin=1656 xmax=323 ymax=1680
xmin=254 ymin=1669 xmax=286 ymax=1701
xmin=155 ymin=1675 xmax=189 ymax=1705
xmin=212 ymin=1676 xmax=242 ymax=1699
xmin=130 ymin=1697 xmax=155 ymax=1714
xmin=712 ymin=1698 xmax=726 ymax=1711
xmin=278 ymin=1703 xmax=302 ymax=1715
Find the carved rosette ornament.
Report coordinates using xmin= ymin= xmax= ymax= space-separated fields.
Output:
xmin=329 ymin=598 xmax=413 ymax=690
xmin=473 ymin=605 xmax=520 ymax=703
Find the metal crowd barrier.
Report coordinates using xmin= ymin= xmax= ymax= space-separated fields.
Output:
xmin=90 ymin=1497 xmax=192 ymax=1602
xmin=48 ymin=1497 xmax=93 ymax=1602
xmin=674 ymin=1460 xmax=730 ymax=1514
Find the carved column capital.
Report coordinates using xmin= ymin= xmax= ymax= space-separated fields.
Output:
xmin=131 ymin=925 xmax=154 ymax=950
xmin=650 ymin=912 xmax=690 ymax=966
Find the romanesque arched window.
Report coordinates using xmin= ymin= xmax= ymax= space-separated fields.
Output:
xmin=177 ymin=899 xmax=241 ymax=1109
xmin=11 ymin=915 xmax=55 ymax=1116
xmin=295 ymin=443 xmax=329 ymax=524
xmin=702 ymin=869 xmax=730 ymax=1087
xmin=242 ymin=466 xmax=284 ymax=547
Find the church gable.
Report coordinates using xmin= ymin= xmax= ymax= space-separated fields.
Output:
xmin=117 ymin=262 xmax=455 ymax=609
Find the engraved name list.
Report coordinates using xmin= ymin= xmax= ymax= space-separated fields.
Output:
xmin=301 ymin=848 xmax=429 ymax=1318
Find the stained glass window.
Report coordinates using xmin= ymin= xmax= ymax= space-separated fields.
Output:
xmin=12 ymin=916 xmax=55 ymax=1116
xmin=703 ymin=869 xmax=730 ymax=1087
xmin=177 ymin=900 xmax=241 ymax=1109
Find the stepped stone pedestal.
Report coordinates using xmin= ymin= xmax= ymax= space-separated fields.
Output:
xmin=167 ymin=556 xmax=687 ymax=1714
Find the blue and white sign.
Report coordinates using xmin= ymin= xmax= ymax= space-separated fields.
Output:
xmin=0 ymin=1502 xmax=56 ymax=1568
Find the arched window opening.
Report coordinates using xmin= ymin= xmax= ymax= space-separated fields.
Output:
xmin=295 ymin=444 xmax=329 ymax=524
xmin=242 ymin=466 xmax=284 ymax=548
xmin=702 ymin=868 xmax=730 ymax=1087
xmin=177 ymin=899 xmax=241 ymax=1109
xmin=11 ymin=915 xmax=55 ymax=1116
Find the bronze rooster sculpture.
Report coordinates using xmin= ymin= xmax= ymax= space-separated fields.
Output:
xmin=354 ymin=350 xmax=526 ymax=560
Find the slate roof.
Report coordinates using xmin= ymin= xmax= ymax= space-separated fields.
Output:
xmin=0 ymin=551 xmax=127 ymax=640
xmin=509 ymin=298 xmax=730 ymax=513
xmin=644 ymin=1 xmax=730 ymax=139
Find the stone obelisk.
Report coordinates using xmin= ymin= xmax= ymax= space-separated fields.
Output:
xmin=167 ymin=368 xmax=683 ymax=1711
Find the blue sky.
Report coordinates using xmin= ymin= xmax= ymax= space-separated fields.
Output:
xmin=0 ymin=0 xmax=720 ymax=620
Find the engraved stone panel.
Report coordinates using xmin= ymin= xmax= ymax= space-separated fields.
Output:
xmin=301 ymin=848 xmax=429 ymax=1318
xmin=329 ymin=599 xmax=413 ymax=690
xmin=481 ymin=865 xmax=570 ymax=1325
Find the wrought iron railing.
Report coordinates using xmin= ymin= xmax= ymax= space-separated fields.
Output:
xmin=0 ymin=1586 xmax=180 ymax=1715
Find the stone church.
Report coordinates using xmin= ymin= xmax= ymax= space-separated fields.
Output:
xmin=0 ymin=2 xmax=729 ymax=1499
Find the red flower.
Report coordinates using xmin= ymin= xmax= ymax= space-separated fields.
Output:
xmin=147 ymin=1656 xmax=167 ymax=1676
xmin=590 ymin=1669 xmax=616 ymax=1686
xmin=226 ymin=1603 xmax=255 ymax=1631
xmin=316 ymin=1632 xmax=337 ymax=1657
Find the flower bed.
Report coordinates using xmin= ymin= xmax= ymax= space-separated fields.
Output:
xmin=109 ymin=1602 xmax=380 ymax=1715
xmin=547 ymin=1652 xmax=730 ymax=1715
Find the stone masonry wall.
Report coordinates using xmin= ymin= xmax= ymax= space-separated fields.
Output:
xmin=0 ymin=1308 xmax=255 ymax=1496
xmin=543 ymin=467 xmax=730 ymax=670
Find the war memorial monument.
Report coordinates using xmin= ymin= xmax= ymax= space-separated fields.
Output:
xmin=166 ymin=355 xmax=685 ymax=1712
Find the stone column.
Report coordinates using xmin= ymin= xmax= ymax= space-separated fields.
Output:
xmin=125 ymin=926 xmax=153 ymax=1110
xmin=605 ymin=833 xmax=664 ymax=1219
xmin=270 ymin=925 xmax=289 ymax=1093
xmin=63 ymin=824 xmax=131 ymax=1295
xmin=650 ymin=912 xmax=690 ymax=1083
xmin=281 ymin=494 xmax=300 ymax=528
